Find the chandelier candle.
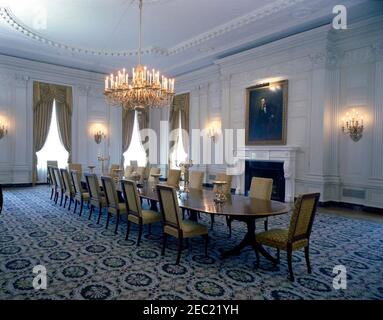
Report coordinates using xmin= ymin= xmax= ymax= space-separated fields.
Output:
xmin=104 ymin=0 xmax=175 ymax=110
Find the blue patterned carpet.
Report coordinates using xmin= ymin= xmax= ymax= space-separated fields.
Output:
xmin=0 ymin=186 xmax=382 ymax=300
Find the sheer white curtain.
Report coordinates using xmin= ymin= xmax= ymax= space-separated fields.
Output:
xmin=170 ymin=111 xmax=188 ymax=169
xmin=36 ymin=100 xmax=69 ymax=182
xmin=123 ymin=111 xmax=147 ymax=167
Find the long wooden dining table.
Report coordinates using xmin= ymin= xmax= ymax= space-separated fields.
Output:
xmin=83 ymin=174 xmax=290 ymax=263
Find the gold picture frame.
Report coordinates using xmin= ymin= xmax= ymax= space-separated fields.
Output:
xmin=245 ymin=80 xmax=288 ymax=145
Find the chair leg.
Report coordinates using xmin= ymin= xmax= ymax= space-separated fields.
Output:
xmin=264 ymin=218 xmax=268 ymax=231
xmin=73 ymin=199 xmax=78 ymax=214
xmin=287 ymin=247 xmax=294 ymax=281
xmin=97 ymin=206 xmax=103 ymax=224
xmin=176 ymin=237 xmax=183 ymax=265
xmin=226 ymin=216 xmax=232 ymax=238
xmin=63 ymin=196 xmax=67 ymax=208
xmin=125 ymin=221 xmax=131 ymax=240
xmin=304 ymin=246 xmax=312 ymax=274
xmin=254 ymin=246 xmax=260 ymax=268
xmin=60 ymin=192 xmax=64 ymax=206
xmin=203 ymin=234 xmax=209 ymax=257
xmin=88 ymin=205 xmax=93 ymax=220
xmin=114 ymin=212 xmax=120 ymax=234
xmin=80 ymin=200 xmax=84 ymax=216
xmin=68 ymin=198 xmax=72 ymax=211
xmin=106 ymin=212 xmax=110 ymax=229
xmin=276 ymin=248 xmax=280 ymax=263
xmin=137 ymin=224 xmax=143 ymax=246
xmin=161 ymin=233 xmax=167 ymax=256
xmin=50 ymin=188 xmax=54 ymax=200
xmin=210 ymin=215 xmax=215 ymax=230
xmin=54 ymin=192 xmax=58 ymax=204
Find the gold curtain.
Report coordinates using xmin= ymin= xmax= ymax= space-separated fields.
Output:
xmin=169 ymin=93 xmax=190 ymax=153
xmin=54 ymin=85 xmax=73 ymax=164
xmin=138 ymin=109 xmax=149 ymax=157
xmin=32 ymin=82 xmax=54 ymax=184
xmin=122 ymin=109 xmax=135 ymax=165
xmin=32 ymin=82 xmax=73 ymax=184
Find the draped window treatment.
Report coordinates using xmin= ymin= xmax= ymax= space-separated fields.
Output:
xmin=169 ymin=93 xmax=190 ymax=163
xmin=32 ymin=82 xmax=73 ymax=184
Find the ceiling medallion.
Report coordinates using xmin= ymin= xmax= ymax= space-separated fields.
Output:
xmin=103 ymin=0 xmax=175 ymax=110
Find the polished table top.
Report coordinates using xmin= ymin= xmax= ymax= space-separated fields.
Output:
xmin=82 ymin=174 xmax=289 ymax=218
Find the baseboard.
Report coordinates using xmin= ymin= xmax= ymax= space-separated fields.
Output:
xmin=319 ymin=201 xmax=383 ymax=214
xmin=0 ymin=183 xmax=34 ymax=188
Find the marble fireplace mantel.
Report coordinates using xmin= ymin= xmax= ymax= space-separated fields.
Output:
xmin=228 ymin=146 xmax=299 ymax=202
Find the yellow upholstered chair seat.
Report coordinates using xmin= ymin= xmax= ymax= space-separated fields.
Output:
xmin=108 ymin=203 xmax=126 ymax=214
xmin=82 ymin=192 xmax=90 ymax=200
xmin=164 ymin=220 xmax=208 ymax=239
xmin=256 ymin=229 xmax=308 ymax=250
xmin=128 ymin=210 xmax=161 ymax=225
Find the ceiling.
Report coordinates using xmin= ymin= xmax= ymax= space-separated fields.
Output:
xmin=0 ymin=0 xmax=380 ymax=77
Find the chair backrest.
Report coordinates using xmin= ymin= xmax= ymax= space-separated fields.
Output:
xmin=249 ymin=177 xmax=273 ymax=200
xmin=85 ymin=173 xmax=101 ymax=201
xmin=47 ymin=166 xmax=56 ymax=187
xmin=68 ymin=163 xmax=82 ymax=175
xmin=156 ymin=184 xmax=182 ymax=231
xmin=124 ymin=165 xmax=134 ymax=178
xmin=167 ymin=169 xmax=181 ymax=188
xmin=148 ymin=167 xmax=161 ymax=182
xmin=109 ymin=164 xmax=120 ymax=176
xmin=60 ymin=168 xmax=74 ymax=194
xmin=136 ymin=166 xmax=146 ymax=184
xmin=130 ymin=160 xmax=138 ymax=167
xmin=189 ymin=171 xmax=204 ymax=190
xmin=47 ymin=160 xmax=58 ymax=168
xmin=121 ymin=179 xmax=142 ymax=217
xmin=213 ymin=173 xmax=232 ymax=195
xmin=288 ymin=193 xmax=320 ymax=243
xmin=70 ymin=170 xmax=83 ymax=195
xmin=53 ymin=167 xmax=64 ymax=189
xmin=101 ymin=176 xmax=119 ymax=208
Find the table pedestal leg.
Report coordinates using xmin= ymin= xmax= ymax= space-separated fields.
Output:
xmin=220 ymin=217 xmax=278 ymax=264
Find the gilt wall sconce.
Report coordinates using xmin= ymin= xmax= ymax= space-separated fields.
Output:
xmin=342 ymin=109 xmax=364 ymax=142
xmin=94 ymin=130 xmax=106 ymax=144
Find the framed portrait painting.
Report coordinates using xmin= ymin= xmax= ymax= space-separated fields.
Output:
xmin=245 ymin=80 xmax=288 ymax=145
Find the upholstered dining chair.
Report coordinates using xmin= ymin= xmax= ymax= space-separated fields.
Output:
xmin=121 ymin=179 xmax=161 ymax=245
xmin=255 ymin=192 xmax=320 ymax=282
xmin=68 ymin=163 xmax=82 ymax=175
xmin=47 ymin=160 xmax=58 ymax=184
xmin=60 ymin=169 xmax=75 ymax=210
xmin=124 ymin=165 xmax=134 ymax=178
xmin=226 ymin=177 xmax=273 ymax=237
xmin=85 ymin=173 xmax=107 ymax=223
xmin=211 ymin=172 xmax=233 ymax=230
xmin=136 ymin=166 xmax=147 ymax=184
xmin=109 ymin=164 xmax=120 ymax=176
xmin=189 ymin=171 xmax=205 ymax=190
xmin=101 ymin=176 xmax=127 ymax=234
xmin=156 ymin=184 xmax=209 ymax=264
xmin=148 ymin=167 xmax=161 ymax=182
xmin=70 ymin=170 xmax=89 ymax=215
xmin=167 ymin=169 xmax=181 ymax=188
xmin=53 ymin=167 xmax=65 ymax=206
xmin=47 ymin=166 xmax=57 ymax=200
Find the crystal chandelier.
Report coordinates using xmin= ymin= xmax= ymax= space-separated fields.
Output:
xmin=104 ymin=0 xmax=175 ymax=110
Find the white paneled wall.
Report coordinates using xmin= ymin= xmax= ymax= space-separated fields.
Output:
xmin=167 ymin=17 xmax=383 ymax=208
xmin=0 ymin=56 xmax=121 ymax=183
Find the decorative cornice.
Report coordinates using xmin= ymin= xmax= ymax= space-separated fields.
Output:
xmin=0 ymin=0 xmax=305 ymax=58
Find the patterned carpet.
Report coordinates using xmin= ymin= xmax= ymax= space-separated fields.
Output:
xmin=0 ymin=186 xmax=382 ymax=300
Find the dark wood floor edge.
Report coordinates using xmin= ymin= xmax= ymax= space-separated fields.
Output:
xmin=318 ymin=201 xmax=383 ymax=214
xmin=0 ymin=183 xmax=47 ymax=188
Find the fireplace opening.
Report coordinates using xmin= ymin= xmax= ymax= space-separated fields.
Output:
xmin=245 ymin=160 xmax=285 ymax=202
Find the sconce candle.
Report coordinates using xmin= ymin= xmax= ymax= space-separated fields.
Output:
xmin=342 ymin=109 xmax=364 ymax=142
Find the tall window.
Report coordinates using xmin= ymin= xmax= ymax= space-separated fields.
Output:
xmin=36 ymin=100 xmax=68 ymax=182
xmin=170 ymin=111 xmax=188 ymax=169
xmin=123 ymin=111 xmax=147 ymax=167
